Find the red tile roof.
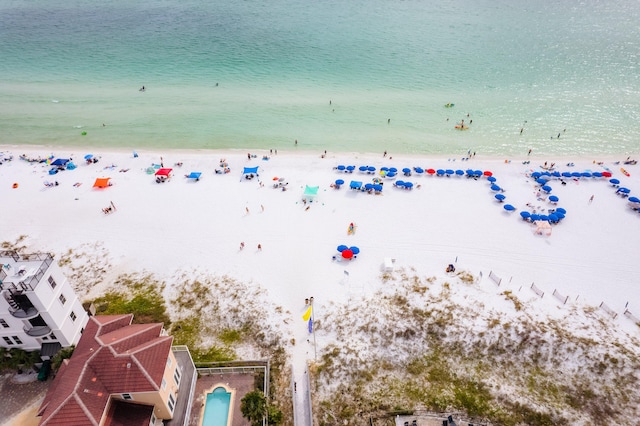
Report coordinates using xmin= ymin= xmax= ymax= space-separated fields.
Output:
xmin=38 ymin=314 xmax=173 ymax=426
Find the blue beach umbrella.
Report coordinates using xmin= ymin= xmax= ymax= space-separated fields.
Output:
xmin=592 ymin=171 xmax=602 ymax=178
xmin=562 ymin=172 xmax=572 ymax=178
xmin=436 ymin=169 xmax=445 ymax=176
xmin=549 ymin=195 xmax=559 ymax=202
xmin=349 ymin=246 xmax=360 ymax=255
xmin=346 ymin=165 xmax=355 ymax=172
xmin=548 ymin=214 xmax=559 ymax=223
xmin=359 ymin=166 xmax=367 ymax=172
xmin=402 ymin=167 xmax=411 ymax=174
xmin=552 ymin=171 xmax=561 ymax=178
xmin=446 ymin=169 xmax=454 ymax=175
xmin=487 ymin=176 xmax=497 ymax=182
xmin=474 ymin=170 xmax=483 ymax=177
xmin=455 ymin=169 xmax=465 ymax=176
xmin=503 ymin=204 xmax=516 ymax=211
xmin=536 ymin=178 xmax=548 ymax=185
xmin=414 ymin=167 xmax=424 ymax=174
xmin=386 ymin=172 xmax=396 ymax=178
xmin=609 ymin=178 xmax=620 ymax=185
xmin=490 ymin=184 xmax=501 ymax=191
xmin=618 ymin=187 xmax=631 ymax=194
xmin=337 ymin=245 xmax=348 ymax=252
xmin=541 ymin=171 xmax=551 ymax=177
xmin=520 ymin=211 xmax=531 ymax=220
xmin=404 ymin=181 xmax=414 ymax=188
xmin=337 ymin=165 xmax=345 ymax=171
xmin=571 ymin=172 xmax=581 ymax=178
xmin=335 ymin=179 xmax=345 ymax=185
xmin=531 ymin=172 xmax=542 ymax=179
xmin=84 ymin=154 xmax=93 ymax=160
xmin=373 ymin=184 xmax=383 ymax=192
xmin=465 ymin=169 xmax=474 ymax=176
xmin=494 ymin=193 xmax=506 ymax=201
xmin=389 ymin=167 xmax=398 ymax=173
xmin=367 ymin=166 xmax=376 ymax=172
xmin=364 ymin=183 xmax=374 ymax=190
xmin=555 ymin=207 xmax=567 ymax=214
xmin=541 ymin=185 xmax=552 ymax=193
xmin=380 ymin=167 xmax=389 ymax=172
xmin=581 ymin=172 xmax=592 ymax=177
xmin=530 ymin=214 xmax=541 ymax=222
xmin=539 ymin=214 xmax=549 ymax=221
xmin=395 ymin=180 xmax=405 ymax=187
xmin=555 ymin=212 xmax=565 ymax=220
xmin=629 ymin=196 xmax=640 ymax=203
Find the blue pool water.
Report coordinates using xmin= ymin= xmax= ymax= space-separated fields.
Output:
xmin=201 ymin=387 xmax=231 ymax=426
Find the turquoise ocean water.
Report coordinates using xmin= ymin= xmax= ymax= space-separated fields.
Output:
xmin=1 ymin=0 xmax=639 ymax=156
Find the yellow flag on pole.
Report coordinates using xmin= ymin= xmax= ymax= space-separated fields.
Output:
xmin=302 ymin=306 xmax=313 ymax=321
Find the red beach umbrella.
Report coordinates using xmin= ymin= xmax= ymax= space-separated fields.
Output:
xmin=341 ymin=249 xmax=354 ymax=259
xmin=426 ymin=169 xmax=436 ymax=175
xmin=601 ymin=171 xmax=612 ymax=178
xmin=483 ymin=171 xmax=493 ymax=176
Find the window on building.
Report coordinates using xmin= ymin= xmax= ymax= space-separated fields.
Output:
xmin=161 ymin=378 xmax=167 ymax=390
xmin=0 ymin=319 xmax=9 ymax=328
xmin=173 ymin=367 xmax=182 ymax=387
xmin=49 ymin=332 xmax=57 ymax=340
xmin=59 ymin=294 xmax=66 ymax=305
xmin=122 ymin=393 xmax=133 ymax=400
xmin=48 ymin=276 xmax=57 ymax=289
xmin=168 ymin=393 xmax=175 ymax=412
xmin=150 ymin=413 xmax=157 ymax=426
xmin=70 ymin=311 xmax=77 ymax=322
xmin=166 ymin=357 xmax=172 ymax=368
xmin=2 ymin=336 xmax=13 ymax=345
xmin=12 ymin=336 xmax=22 ymax=344
xmin=42 ymin=336 xmax=49 ymax=341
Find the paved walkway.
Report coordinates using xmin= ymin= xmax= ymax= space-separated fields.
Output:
xmin=0 ymin=371 xmax=51 ymax=425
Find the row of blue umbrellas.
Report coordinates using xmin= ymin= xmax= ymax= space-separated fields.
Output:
xmin=531 ymin=170 xmax=611 ymax=179
xmin=520 ymin=208 xmax=566 ymax=223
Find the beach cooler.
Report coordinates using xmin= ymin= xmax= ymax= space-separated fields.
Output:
xmin=383 ymin=258 xmax=395 ymax=272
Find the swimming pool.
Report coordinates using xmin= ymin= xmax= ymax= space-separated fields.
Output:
xmin=200 ymin=386 xmax=232 ymax=426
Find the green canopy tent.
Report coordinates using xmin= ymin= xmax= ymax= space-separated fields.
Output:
xmin=302 ymin=185 xmax=319 ymax=202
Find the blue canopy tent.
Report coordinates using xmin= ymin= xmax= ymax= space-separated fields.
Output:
xmin=51 ymin=158 xmax=69 ymax=167
xmin=186 ymin=172 xmax=202 ymax=181
xmin=66 ymin=162 xmax=77 ymax=170
xmin=494 ymin=193 xmax=506 ymax=202
xmin=350 ymin=181 xmax=362 ymax=190
xmin=503 ymin=204 xmax=516 ymax=211
xmin=303 ymin=185 xmax=319 ymax=201
xmin=242 ymin=166 xmax=259 ymax=176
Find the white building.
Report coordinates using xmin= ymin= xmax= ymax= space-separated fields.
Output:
xmin=0 ymin=250 xmax=88 ymax=355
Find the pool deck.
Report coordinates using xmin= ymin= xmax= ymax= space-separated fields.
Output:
xmin=189 ymin=372 xmax=256 ymax=425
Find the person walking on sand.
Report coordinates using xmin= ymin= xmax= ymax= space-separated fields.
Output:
xmin=240 ymin=242 xmax=245 ymax=250
xmin=245 ymin=207 xmax=250 ymax=214
xmin=261 ymin=204 xmax=265 ymax=212
xmin=257 ymin=244 xmax=262 ymax=251
xmin=589 ymin=195 xmax=594 ymax=204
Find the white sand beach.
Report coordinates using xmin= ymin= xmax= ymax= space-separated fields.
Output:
xmin=2 ymin=146 xmax=640 ymax=423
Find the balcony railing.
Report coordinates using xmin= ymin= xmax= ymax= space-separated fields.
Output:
xmin=24 ymin=325 xmax=52 ymax=337
xmin=9 ymin=306 xmax=39 ymax=319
